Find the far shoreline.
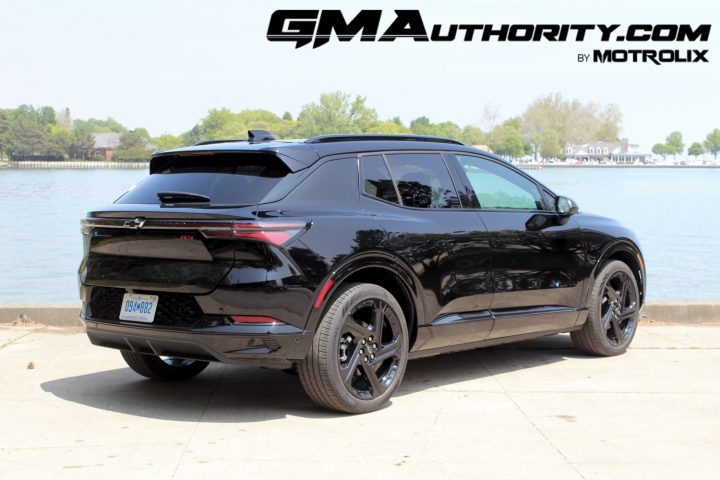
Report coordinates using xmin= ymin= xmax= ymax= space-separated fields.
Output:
xmin=2 ymin=160 xmax=718 ymax=170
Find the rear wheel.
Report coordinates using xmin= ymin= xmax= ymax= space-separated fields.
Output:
xmin=299 ymin=283 xmax=409 ymax=414
xmin=120 ymin=350 xmax=209 ymax=381
xmin=571 ymin=260 xmax=640 ymax=356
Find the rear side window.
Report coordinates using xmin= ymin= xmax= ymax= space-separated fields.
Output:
xmin=361 ymin=155 xmax=399 ymax=204
xmin=116 ymin=153 xmax=290 ymax=205
xmin=385 ymin=153 xmax=460 ymax=208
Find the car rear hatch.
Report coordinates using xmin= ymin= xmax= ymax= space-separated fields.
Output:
xmin=79 ymin=151 xmax=305 ymax=295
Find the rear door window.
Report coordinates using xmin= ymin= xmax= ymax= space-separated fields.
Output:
xmin=385 ymin=153 xmax=460 ymax=208
xmin=116 ymin=153 xmax=290 ymax=206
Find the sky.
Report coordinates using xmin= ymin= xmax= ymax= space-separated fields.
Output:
xmin=1 ymin=0 xmax=718 ymax=152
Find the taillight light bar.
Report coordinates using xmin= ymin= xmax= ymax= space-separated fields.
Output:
xmin=80 ymin=218 xmax=309 ymax=246
xmin=201 ymin=222 xmax=308 ymax=246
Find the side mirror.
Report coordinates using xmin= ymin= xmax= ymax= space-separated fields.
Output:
xmin=556 ymin=196 xmax=579 ymax=216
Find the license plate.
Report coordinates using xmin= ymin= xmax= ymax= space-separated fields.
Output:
xmin=119 ymin=293 xmax=158 ymax=323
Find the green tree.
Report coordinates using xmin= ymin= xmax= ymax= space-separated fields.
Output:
xmin=118 ymin=128 xmax=150 ymax=150
xmin=74 ymin=117 xmax=126 ymax=134
xmin=368 ymin=120 xmax=410 ymax=134
xmin=409 ymin=116 xmax=434 ymax=135
xmin=489 ymin=118 xmax=526 ymax=158
xmin=153 ymin=133 xmax=183 ymax=151
xmin=282 ymin=111 xmax=293 ymax=121
xmin=408 ymin=117 xmax=462 ymax=139
xmin=703 ymin=128 xmax=720 ymax=160
xmin=522 ymin=93 xmax=623 ymax=160
xmin=3 ymin=106 xmax=50 ymax=156
xmin=114 ymin=129 xmax=152 ymax=161
xmin=688 ymin=142 xmax=704 ymax=158
xmin=296 ymin=92 xmax=379 ymax=136
xmin=665 ymin=131 xmax=684 ymax=156
xmin=538 ymin=130 xmax=563 ymax=159
xmin=68 ymin=129 xmax=94 ymax=159
xmin=652 ymin=143 xmax=670 ymax=160
xmin=47 ymin=125 xmax=73 ymax=156
xmin=460 ymin=125 xmax=489 ymax=146
xmin=39 ymin=106 xmax=57 ymax=126
xmin=522 ymin=93 xmax=566 ymax=159
xmin=0 ymin=109 xmax=9 ymax=159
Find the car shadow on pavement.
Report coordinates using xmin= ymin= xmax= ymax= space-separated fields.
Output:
xmin=41 ymin=334 xmax=582 ymax=421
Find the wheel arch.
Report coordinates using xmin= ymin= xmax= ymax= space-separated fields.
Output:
xmin=589 ymin=239 xmax=646 ymax=308
xmin=305 ymin=250 xmax=423 ymax=349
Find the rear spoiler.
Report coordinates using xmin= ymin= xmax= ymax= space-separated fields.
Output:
xmin=150 ymin=150 xmax=317 ymax=174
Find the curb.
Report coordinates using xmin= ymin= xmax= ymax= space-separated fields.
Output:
xmin=2 ymin=302 xmax=720 ymax=328
xmin=639 ymin=302 xmax=720 ymax=325
xmin=0 ymin=305 xmax=82 ymax=327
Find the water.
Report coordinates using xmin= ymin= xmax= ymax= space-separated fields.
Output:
xmin=0 ymin=167 xmax=718 ymax=304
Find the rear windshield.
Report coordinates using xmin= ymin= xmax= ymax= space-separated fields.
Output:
xmin=116 ymin=153 xmax=290 ymax=205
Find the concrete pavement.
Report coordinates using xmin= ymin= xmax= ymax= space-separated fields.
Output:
xmin=0 ymin=325 xmax=719 ymax=480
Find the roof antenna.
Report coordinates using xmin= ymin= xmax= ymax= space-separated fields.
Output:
xmin=247 ymin=130 xmax=276 ymax=143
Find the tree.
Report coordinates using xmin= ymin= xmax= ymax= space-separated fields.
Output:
xmin=704 ymin=128 xmax=720 ymax=160
xmin=68 ymin=130 xmax=94 ymax=159
xmin=480 ymin=104 xmax=501 ymax=131
xmin=652 ymin=143 xmax=670 ymax=160
xmin=688 ymin=142 xmax=704 ymax=159
xmin=665 ymin=131 xmax=684 ymax=157
xmin=114 ymin=129 xmax=152 ymax=161
xmin=153 ymin=133 xmax=183 ymax=151
xmin=538 ymin=130 xmax=563 ymax=159
xmin=282 ymin=111 xmax=293 ymax=121
xmin=522 ymin=93 xmax=623 ymax=160
xmin=522 ymin=93 xmax=566 ymax=160
xmin=74 ymin=117 xmax=126 ymax=134
xmin=488 ymin=118 xmax=526 ymax=158
xmin=296 ymin=92 xmax=379 ymax=136
xmin=47 ymin=125 xmax=73 ymax=156
xmin=0 ymin=109 xmax=9 ymax=159
xmin=368 ymin=120 xmax=410 ymax=134
xmin=3 ymin=106 xmax=50 ymax=156
xmin=460 ymin=125 xmax=488 ymax=146
xmin=39 ymin=106 xmax=57 ymax=126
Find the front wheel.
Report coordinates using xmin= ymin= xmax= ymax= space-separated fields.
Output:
xmin=120 ymin=350 xmax=209 ymax=381
xmin=571 ymin=260 xmax=640 ymax=356
xmin=299 ymin=283 xmax=409 ymax=414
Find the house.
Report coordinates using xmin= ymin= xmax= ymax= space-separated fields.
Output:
xmin=91 ymin=132 xmax=122 ymax=160
xmin=564 ymin=139 xmax=649 ymax=164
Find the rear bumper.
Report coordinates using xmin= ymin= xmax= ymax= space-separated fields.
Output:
xmin=83 ymin=319 xmax=314 ymax=369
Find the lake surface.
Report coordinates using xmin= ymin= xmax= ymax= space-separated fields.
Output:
xmin=0 ymin=167 xmax=718 ymax=304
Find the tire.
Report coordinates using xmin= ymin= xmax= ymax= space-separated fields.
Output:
xmin=120 ymin=350 xmax=209 ymax=381
xmin=299 ymin=283 xmax=409 ymax=414
xmin=571 ymin=260 xmax=640 ymax=356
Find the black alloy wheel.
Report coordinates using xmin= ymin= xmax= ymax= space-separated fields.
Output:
xmin=299 ymin=283 xmax=409 ymax=413
xmin=337 ymin=298 xmax=404 ymax=400
xmin=601 ymin=270 xmax=639 ymax=346
xmin=571 ymin=260 xmax=640 ymax=356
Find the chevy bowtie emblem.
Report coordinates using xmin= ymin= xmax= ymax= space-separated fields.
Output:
xmin=123 ymin=217 xmax=146 ymax=229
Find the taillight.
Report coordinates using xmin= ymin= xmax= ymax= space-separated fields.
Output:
xmin=201 ymin=221 xmax=308 ymax=246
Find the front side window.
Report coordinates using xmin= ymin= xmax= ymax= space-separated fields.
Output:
xmin=454 ymin=155 xmax=545 ymax=210
xmin=385 ymin=153 xmax=460 ymax=208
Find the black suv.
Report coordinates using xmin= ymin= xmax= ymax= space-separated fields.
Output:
xmin=79 ymin=131 xmax=645 ymax=413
